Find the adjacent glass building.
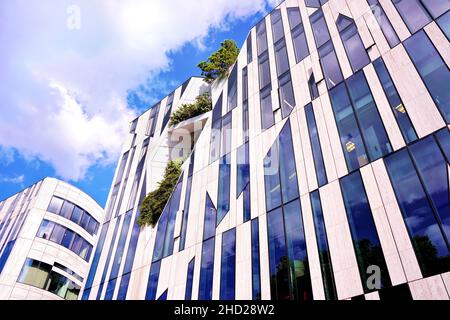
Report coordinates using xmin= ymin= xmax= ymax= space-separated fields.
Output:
xmin=83 ymin=0 xmax=450 ymax=300
xmin=0 ymin=178 xmax=104 ymax=300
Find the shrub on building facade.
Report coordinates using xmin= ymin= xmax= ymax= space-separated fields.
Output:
xmin=169 ymin=92 xmax=212 ymax=127
xmin=138 ymin=159 xmax=183 ymax=227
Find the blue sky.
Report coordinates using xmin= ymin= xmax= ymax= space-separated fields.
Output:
xmin=0 ymin=0 xmax=279 ymax=206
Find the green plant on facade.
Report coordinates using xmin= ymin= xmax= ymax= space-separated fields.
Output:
xmin=138 ymin=159 xmax=183 ymax=227
xmin=197 ymin=39 xmax=240 ymax=84
xmin=168 ymin=92 xmax=212 ymax=127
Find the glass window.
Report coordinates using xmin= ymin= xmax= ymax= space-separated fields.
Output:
xmin=435 ymin=127 xmax=450 ymax=162
xmin=256 ymin=20 xmax=268 ymax=56
xmin=81 ymin=221 xmax=110 ymax=300
xmin=259 ymin=52 xmax=271 ymax=90
xmin=60 ymin=201 xmax=75 ymax=219
xmin=47 ymin=197 xmax=63 ymax=215
xmin=18 ymin=259 xmax=50 ymax=289
xmin=305 ymin=0 xmax=321 ymax=7
xmin=278 ymin=121 xmax=299 ymax=203
xmin=104 ymin=210 xmax=132 ymax=300
xmin=243 ymin=101 xmax=249 ymax=143
xmin=70 ymin=207 xmax=83 ymax=225
xmin=237 ymin=143 xmax=250 ymax=197
xmin=220 ymin=112 xmax=232 ymax=157
xmin=288 ymin=8 xmax=301 ymax=29
xmin=305 ymin=104 xmax=328 ymax=187
xmin=274 ymin=39 xmax=290 ymax=77
xmin=61 ymin=229 xmax=75 ymax=249
xmin=260 ymin=85 xmax=275 ymax=130
xmin=267 ymin=207 xmax=290 ymax=300
xmin=247 ymin=33 xmax=253 ymax=64
xmin=291 ymin=23 xmax=310 ymax=63
xmin=220 ymin=228 xmax=236 ymax=300
xmin=87 ymin=218 xmax=99 ymax=235
xmin=118 ymin=211 xmax=141 ymax=299
xmin=180 ymin=175 xmax=193 ymax=251
xmin=217 ymin=154 xmax=231 ymax=224
xmin=162 ymin=181 xmax=183 ymax=259
xmin=288 ymin=8 xmax=310 ymax=63
xmin=37 ymin=220 xmax=54 ymax=240
xmin=203 ymin=193 xmax=217 ymax=241
xmin=310 ymin=191 xmax=337 ymax=300
xmin=145 ymin=261 xmax=161 ymax=300
xmin=198 ymin=237 xmax=215 ymax=300
xmin=373 ymin=58 xmax=418 ymax=143
xmin=340 ymin=171 xmax=392 ymax=292
xmin=437 ymin=10 xmax=450 ymax=40
xmin=284 ymin=200 xmax=313 ymax=300
xmin=308 ymin=73 xmax=319 ymax=101
xmin=271 ymin=9 xmax=285 ymax=44
xmin=319 ymin=41 xmax=344 ymax=89
xmin=97 ymin=215 xmax=122 ymax=299
xmin=242 ymin=67 xmax=248 ymax=102
xmin=339 ymin=22 xmax=370 ymax=72
xmin=70 ymin=234 xmax=83 ymax=255
xmin=243 ymin=184 xmax=251 ymax=224
xmin=264 ymin=145 xmax=282 ymax=212
xmin=117 ymin=273 xmax=131 ymax=300
xmin=392 ymin=0 xmax=431 ymax=33
xmin=227 ymin=64 xmax=238 ymax=111
xmin=310 ymin=9 xmax=331 ymax=48
xmin=264 ymin=120 xmax=299 ymax=210
xmin=152 ymin=207 xmax=169 ymax=262
xmin=79 ymin=240 xmax=92 ymax=261
xmin=346 ymin=71 xmax=393 ymax=160
xmin=267 ymin=201 xmax=313 ymax=301
xmin=385 ymin=148 xmax=450 ymax=276
xmin=329 ymin=82 xmax=369 ymax=171
xmin=49 ymin=224 xmax=65 ymax=244
xmin=279 ymin=73 xmax=295 ymax=119
xmin=420 ymin=0 xmax=450 ymax=19
xmin=210 ymin=119 xmax=222 ymax=164
xmin=409 ymin=136 xmax=450 ymax=243
xmin=114 ymin=152 xmax=129 ymax=186
xmin=251 ymin=218 xmax=261 ymax=300
xmin=404 ymin=31 xmax=450 ymax=123
xmin=185 ymin=258 xmax=195 ymax=300
xmin=80 ymin=212 xmax=91 ymax=230
xmin=367 ymin=0 xmax=400 ymax=48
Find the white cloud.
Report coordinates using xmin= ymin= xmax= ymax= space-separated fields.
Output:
xmin=0 ymin=175 xmax=25 ymax=185
xmin=0 ymin=0 xmax=275 ymax=181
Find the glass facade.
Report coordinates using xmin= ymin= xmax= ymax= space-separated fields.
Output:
xmin=185 ymin=258 xmax=195 ymax=300
xmin=287 ymin=7 xmax=309 ymax=63
xmin=47 ymin=196 xmax=99 ymax=236
xmin=18 ymin=258 xmax=81 ymax=300
xmin=36 ymin=220 xmax=93 ymax=261
xmin=330 ymin=71 xmax=392 ymax=171
xmin=251 ymin=218 xmax=261 ymax=300
xmin=310 ymin=191 xmax=337 ymax=300
xmin=198 ymin=237 xmax=215 ymax=300
xmin=403 ymin=31 xmax=450 ymax=123
xmin=220 ymin=228 xmax=236 ymax=300
xmin=385 ymin=131 xmax=450 ymax=277
xmin=373 ymin=58 xmax=418 ymax=144
xmin=80 ymin=0 xmax=450 ymax=302
xmin=305 ymin=103 xmax=328 ymax=187
xmin=340 ymin=171 xmax=392 ymax=292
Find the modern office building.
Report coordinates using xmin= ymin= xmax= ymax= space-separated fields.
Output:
xmin=0 ymin=178 xmax=104 ymax=300
xmin=83 ymin=0 xmax=450 ymax=301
